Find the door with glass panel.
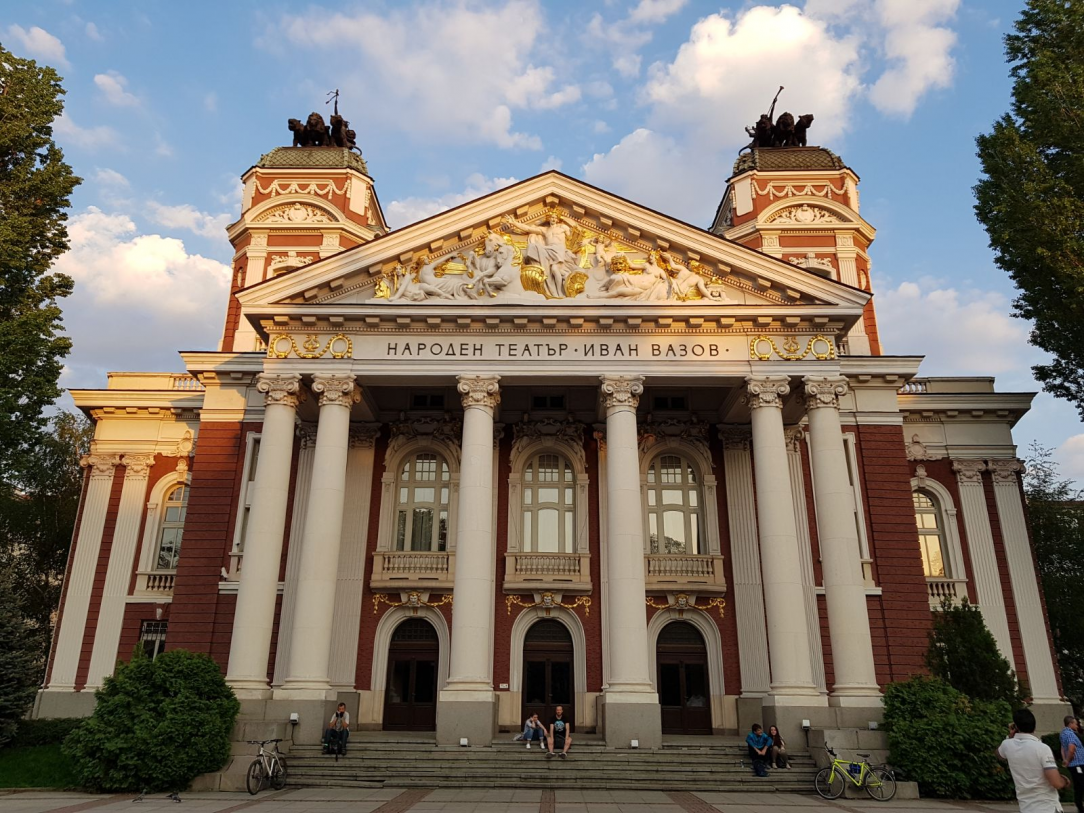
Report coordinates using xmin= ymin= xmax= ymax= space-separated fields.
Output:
xmin=656 ymin=621 xmax=711 ymax=735
xmin=383 ymin=619 xmax=439 ymax=731
xmin=521 ymin=620 xmax=574 ymax=730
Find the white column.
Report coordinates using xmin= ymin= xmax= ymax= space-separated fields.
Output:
xmin=718 ymin=427 xmax=770 ymax=696
xmin=47 ymin=454 xmax=121 ymax=691
xmin=85 ymin=454 xmax=155 ymax=688
xmin=445 ymin=375 xmax=500 ymax=689
xmin=279 ymin=375 xmax=359 ymax=696
xmin=744 ymin=377 xmax=820 ymax=699
xmin=226 ymin=373 xmax=303 ymax=696
xmin=329 ymin=423 xmax=382 ymax=689
xmin=953 ymin=460 xmax=1014 ymax=661
xmin=989 ymin=459 xmax=1060 ymax=702
xmin=803 ymin=376 xmax=879 ymax=702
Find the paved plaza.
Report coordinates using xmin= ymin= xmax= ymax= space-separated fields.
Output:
xmin=0 ymin=789 xmax=1025 ymax=813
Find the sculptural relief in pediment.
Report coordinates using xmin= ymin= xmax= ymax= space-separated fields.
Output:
xmin=253 ymin=202 xmax=335 ymax=224
xmin=763 ymin=204 xmax=841 ymax=225
xmin=372 ymin=206 xmax=737 ymax=305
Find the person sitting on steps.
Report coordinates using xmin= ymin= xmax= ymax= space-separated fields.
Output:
xmin=513 ymin=713 xmax=547 ymax=750
xmin=322 ymin=703 xmax=350 ymax=755
xmin=768 ymin=725 xmax=791 ymax=769
xmin=746 ymin=723 xmax=773 ymax=775
xmin=546 ymin=706 xmax=572 ymax=759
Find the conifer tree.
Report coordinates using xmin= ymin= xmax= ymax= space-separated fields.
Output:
xmin=0 ymin=573 xmax=40 ymax=747
xmin=926 ymin=599 xmax=1024 ymax=706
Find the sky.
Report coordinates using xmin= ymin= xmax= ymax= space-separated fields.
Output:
xmin=4 ymin=0 xmax=1084 ymax=485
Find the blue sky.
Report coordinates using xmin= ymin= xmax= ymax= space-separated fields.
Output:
xmin=5 ymin=0 xmax=1083 ymax=484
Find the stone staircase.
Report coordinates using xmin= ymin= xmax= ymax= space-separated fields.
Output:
xmin=285 ymin=733 xmax=819 ymax=792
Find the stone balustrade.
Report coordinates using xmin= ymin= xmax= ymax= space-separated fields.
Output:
xmin=370 ymin=550 xmax=455 ymax=590
xmin=645 ymin=554 xmax=727 ymax=594
xmin=503 ymin=552 xmax=592 ymax=594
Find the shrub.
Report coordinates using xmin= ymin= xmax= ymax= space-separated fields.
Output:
xmin=927 ymin=599 xmax=1025 ymax=706
xmin=62 ymin=649 xmax=239 ymax=792
xmin=884 ymin=675 xmax=1016 ymax=800
xmin=10 ymin=718 xmax=84 ymax=748
xmin=0 ymin=574 xmax=40 ymax=748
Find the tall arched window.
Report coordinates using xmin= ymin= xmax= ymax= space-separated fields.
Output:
xmin=522 ymin=453 xmax=575 ymax=553
xmin=156 ymin=484 xmax=187 ymax=570
xmin=914 ymin=490 xmax=948 ymax=578
xmin=396 ymin=452 xmax=450 ymax=552
xmin=646 ymin=454 xmax=702 ymax=555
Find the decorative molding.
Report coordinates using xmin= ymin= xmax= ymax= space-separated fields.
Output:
xmin=81 ymin=453 xmax=122 ymax=480
xmin=267 ymin=333 xmax=352 ymax=360
xmin=311 ymin=374 xmax=360 ymax=408
xmin=599 ymin=374 xmax=644 ymax=409
xmin=121 ymin=453 xmax=155 ymax=480
xmin=638 ymin=416 xmax=710 ymax=457
xmin=388 ymin=414 xmax=462 ymax=459
xmin=784 ymin=426 xmax=806 ymax=454
xmin=268 ymin=251 xmax=314 ymax=275
xmin=297 ymin=423 xmax=318 ymax=449
xmin=753 ymin=180 xmax=849 ymax=201
xmin=510 ymin=415 xmax=585 ymax=472
xmin=256 ymin=372 xmax=305 ymax=408
xmin=458 ymin=374 xmax=501 ymax=410
xmin=645 ymin=593 xmax=726 ymax=619
xmin=743 ymin=375 xmax=790 ymax=410
xmin=717 ymin=425 xmax=752 ymax=451
xmin=372 ymin=591 xmax=452 ymax=616
xmin=988 ymin=458 xmax=1024 ymax=484
xmin=764 ymin=204 xmax=841 ymax=225
xmin=803 ymin=375 xmax=849 ymax=410
xmin=253 ymin=202 xmax=334 ymax=224
xmin=906 ymin=434 xmax=942 ymax=461
xmin=506 ymin=592 xmax=591 ymax=618
xmin=254 ymin=178 xmax=349 ymax=199
xmin=952 ymin=459 xmax=987 ymax=484
xmin=749 ymin=335 xmax=836 ymax=361
xmin=349 ymin=423 xmax=382 ymax=449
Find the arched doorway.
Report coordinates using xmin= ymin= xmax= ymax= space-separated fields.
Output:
xmin=522 ymin=619 xmax=574 ymax=728
xmin=383 ymin=618 xmax=438 ymax=731
xmin=656 ymin=621 xmax=711 ymax=735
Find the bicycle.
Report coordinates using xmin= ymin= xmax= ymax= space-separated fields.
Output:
xmin=246 ymin=738 xmax=288 ymax=795
xmin=814 ymin=745 xmax=897 ymax=801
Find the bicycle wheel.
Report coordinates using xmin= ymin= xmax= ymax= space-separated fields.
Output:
xmin=271 ymin=756 xmax=288 ymax=790
xmin=864 ymin=767 xmax=897 ymax=801
xmin=246 ymin=759 xmax=267 ymax=795
xmin=815 ymin=766 xmax=846 ymax=799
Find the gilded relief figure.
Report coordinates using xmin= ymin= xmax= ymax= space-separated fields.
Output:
xmin=501 ymin=210 xmax=579 ymax=298
xmin=464 ymin=231 xmax=518 ymax=298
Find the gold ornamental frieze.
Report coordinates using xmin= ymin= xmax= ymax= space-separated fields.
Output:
xmin=646 ymin=593 xmax=726 ymax=619
xmin=506 ymin=592 xmax=591 ymax=618
xmin=749 ymin=334 xmax=836 ymax=361
xmin=266 ymin=333 xmax=353 ymax=359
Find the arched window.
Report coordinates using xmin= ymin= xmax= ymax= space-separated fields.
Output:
xmin=914 ymin=490 xmax=948 ymax=578
xmin=156 ymin=484 xmax=187 ymax=570
xmin=646 ymin=454 xmax=702 ymax=555
xmin=396 ymin=452 xmax=450 ymax=552
xmin=522 ymin=453 xmax=575 ymax=553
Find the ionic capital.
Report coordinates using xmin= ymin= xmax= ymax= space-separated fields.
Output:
xmin=458 ymin=374 xmax=501 ymax=410
xmin=599 ymin=374 xmax=644 ymax=410
xmin=803 ymin=375 xmax=849 ymax=410
xmin=80 ymin=453 xmax=122 ymax=480
xmin=256 ymin=372 xmax=305 ymax=408
xmin=988 ymin=458 xmax=1024 ymax=484
xmin=952 ymin=459 xmax=987 ymax=484
xmin=121 ymin=453 xmax=156 ymax=480
xmin=311 ymin=374 xmax=360 ymax=408
xmin=743 ymin=375 xmax=790 ymax=410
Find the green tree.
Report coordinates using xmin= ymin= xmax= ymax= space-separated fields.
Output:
xmin=0 ymin=572 xmax=40 ymax=748
xmin=1022 ymin=443 xmax=1084 ymax=708
xmin=927 ymin=599 xmax=1024 ymax=706
xmin=0 ymin=412 xmax=93 ymax=667
xmin=0 ymin=44 xmax=80 ymax=472
xmin=974 ymin=0 xmax=1084 ymax=417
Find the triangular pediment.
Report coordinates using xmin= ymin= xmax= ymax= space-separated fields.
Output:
xmin=237 ymin=172 xmax=869 ymax=312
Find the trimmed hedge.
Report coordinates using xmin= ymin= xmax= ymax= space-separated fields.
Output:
xmin=8 ymin=719 xmax=85 ymax=748
xmin=63 ymin=649 xmax=239 ymax=792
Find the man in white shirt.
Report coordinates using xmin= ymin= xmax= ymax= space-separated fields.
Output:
xmin=999 ymin=708 xmax=1070 ymax=812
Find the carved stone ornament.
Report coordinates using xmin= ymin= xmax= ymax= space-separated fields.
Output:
xmin=743 ymin=375 xmax=790 ymax=410
xmin=906 ymin=434 xmax=943 ymax=462
xmin=914 ymin=463 xmax=928 ymax=487
xmin=389 ymin=413 xmax=462 ymax=448
xmin=512 ymin=415 xmax=585 ymax=446
xmin=311 ymin=374 xmax=360 ymax=408
xmin=600 ymin=375 xmax=644 ymax=409
xmin=639 ymin=416 xmax=710 ymax=456
xmin=122 ymin=453 xmax=156 ymax=479
xmin=952 ymin=460 xmax=987 ymax=484
xmin=766 ymin=204 xmax=840 ymax=225
xmin=81 ymin=453 xmax=122 ymax=479
xmin=256 ymin=373 xmax=305 ymax=408
xmin=349 ymin=423 xmax=382 ymax=449
xmin=458 ymin=375 xmax=501 ymax=410
xmin=718 ymin=425 xmax=752 ymax=451
xmin=254 ymin=202 xmax=333 ymax=224
xmin=988 ymin=458 xmax=1024 ymax=484
xmin=803 ymin=376 xmax=849 ymax=410
xmin=297 ymin=423 xmax=319 ymax=449
xmin=784 ymin=426 xmax=806 ymax=453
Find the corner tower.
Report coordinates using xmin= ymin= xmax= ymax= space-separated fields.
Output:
xmin=711 ymin=147 xmax=880 ymax=356
xmin=221 ymin=141 xmax=387 ymax=352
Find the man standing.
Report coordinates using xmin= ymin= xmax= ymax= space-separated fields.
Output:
xmin=1061 ymin=716 xmax=1084 ymax=812
xmin=546 ymin=705 xmax=572 ymax=759
xmin=999 ymin=708 xmax=1069 ymax=812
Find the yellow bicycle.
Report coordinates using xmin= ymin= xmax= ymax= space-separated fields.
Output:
xmin=814 ymin=745 xmax=897 ymax=801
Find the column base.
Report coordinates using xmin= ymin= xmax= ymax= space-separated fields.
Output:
xmin=436 ymin=689 xmax=496 ymax=747
xmin=34 ymin=688 xmax=97 ymax=719
xmin=828 ymin=692 xmax=883 ymax=708
xmin=600 ymin=691 xmax=661 ymax=749
xmin=272 ymin=681 xmax=336 ymax=701
xmin=225 ymin=677 xmax=273 ymax=700
xmin=1029 ymin=700 xmax=1073 ymax=734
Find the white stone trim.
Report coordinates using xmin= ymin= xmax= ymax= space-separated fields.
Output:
xmin=376 ymin=438 xmax=461 ymax=553
xmin=508 ymin=607 xmax=588 ymax=729
xmin=370 ymin=608 xmax=451 ymax=711
xmin=909 ymin=476 xmax=967 ymax=591
xmin=136 ymin=469 xmax=192 ymax=574
xmin=647 ymin=611 xmax=727 ymax=730
xmin=639 ymin=437 xmax=721 ymax=557
xmin=787 ymin=433 xmax=827 ymax=694
xmin=507 ymin=436 xmax=589 ymax=555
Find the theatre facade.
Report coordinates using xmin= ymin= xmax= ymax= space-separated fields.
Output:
xmin=38 ymin=137 xmax=1067 ymax=747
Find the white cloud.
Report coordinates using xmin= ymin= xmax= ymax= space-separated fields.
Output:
xmin=146 ymin=202 xmax=232 ymax=239
xmin=94 ymin=71 xmax=140 ymax=107
xmin=275 ymin=1 xmax=579 ymax=149
xmin=53 ymin=112 xmax=120 ymax=151
xmin=385 ymin=173 xmax=518 ymax=230
xmin=55 ymin=207 xmax=231 ymax=386
xmin=6 ymin=25 xmax=68 ymax=68
xmin=1058 ymin=435 xmax=1084 ymax=483
xmin=85 ymin=22 xmax=103 ymax=42
xmin=628 ymin=0 xmax=688 ymax=25
xmin=94 ymin=168 xmax=129 ymax=188
xmin=592 ymin=120 xmax=611 ymax=134
xmin=539 ymin=155 xmax=563 ymax=172
xmin=154 ymin=133 xmax=174 ymax=157
xmin=613 ymin=54 xmax=642 ymax=78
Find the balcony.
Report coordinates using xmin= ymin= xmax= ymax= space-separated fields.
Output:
xmin=503 ymin=553 xmax=592 ymax=594
xmin=133 ymin=570 xmax=176 ymax=597
xmin=371 ymin=551 xmax=455 ymax=591
xmin=927 ymin=577 xmax=968 ymax=609
xmin=645 ymin=555 xmax=727 ymax=595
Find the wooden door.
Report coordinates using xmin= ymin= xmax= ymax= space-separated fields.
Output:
xmin=383 ymin=619 xmax=439 ymax=731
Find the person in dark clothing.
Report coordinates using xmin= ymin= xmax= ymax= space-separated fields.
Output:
xmin=546 ymin=706 xmax=572 ymax=759
xmin=746 ymin=724 xmax=772 ymax=774
xmin=768 ymin=725 xmax=790 ymax=769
